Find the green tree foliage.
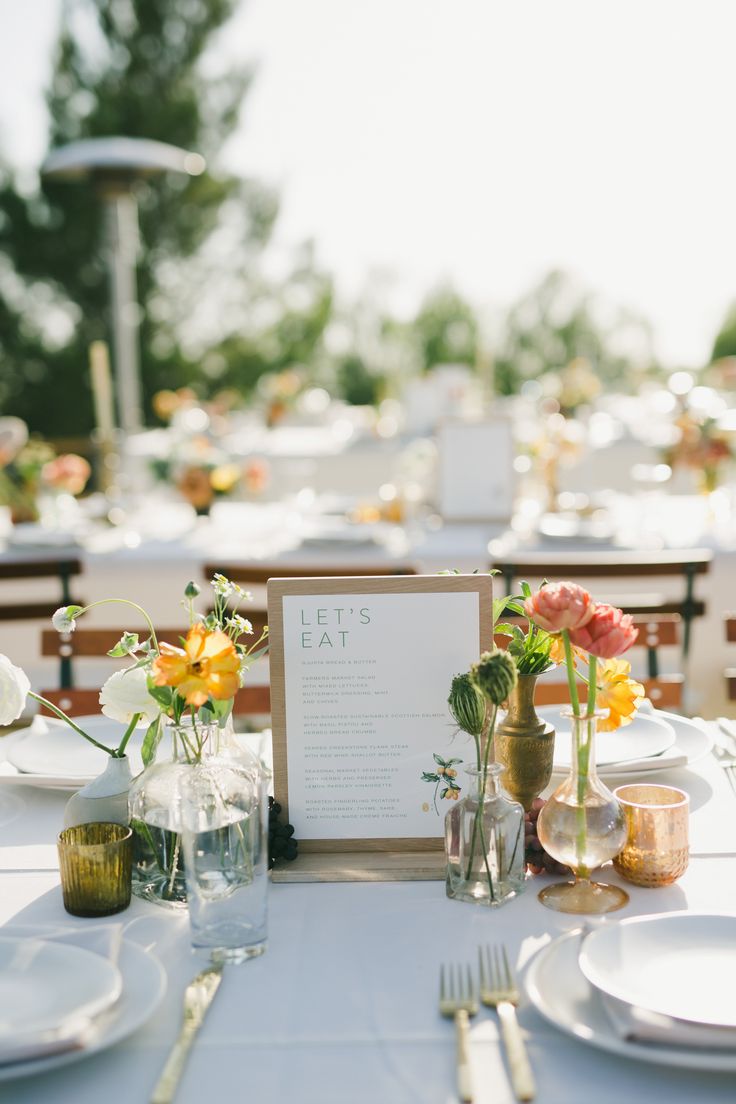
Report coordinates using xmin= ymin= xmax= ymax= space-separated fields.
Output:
xmin=0 ymin=0 xmax=331 ymax=435
xmin=492 ymin=270 xmax=657 ymax=395
xmin=711 ymin=303 xmax=736 ymax=361
xmin=411 ymin=286 xmax=478 ymax=371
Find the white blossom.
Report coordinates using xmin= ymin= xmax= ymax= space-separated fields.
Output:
xmin=52 ymin=607 xmax=77 ymax=634
xmin=0 ymin=654 xmax=31 ymax=726
xmin=99 ymin=668 xmax=160 ymax=728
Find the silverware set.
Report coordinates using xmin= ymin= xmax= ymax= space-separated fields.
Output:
xmin=440 ymin=945 xmax=535 ymax=1102
xmin=715 ymin=718 xmax=736 ymax=796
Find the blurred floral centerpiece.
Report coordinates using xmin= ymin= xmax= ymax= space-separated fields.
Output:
xmin=0 ymin=417 xmax=90 ymax=524
xmin=664 ymin=408 xmax=734 ymax=494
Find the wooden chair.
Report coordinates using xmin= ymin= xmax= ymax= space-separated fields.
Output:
xmin=202 ymin=564 xmax=418 ymax=648
xmin=494 ymin=613 xmax=684 ymax=709
xmin=203 ymin=562 xmax=418 ymax=586
xmin=40 ymin=625 xmax=271 ymax=718
xmin=726 ymin=614 xmax=736 ymax=702
xmin=0 ymin=557 xmax=84 ymax=688
xmin=490 ymin=549 xmax=711 ymax=664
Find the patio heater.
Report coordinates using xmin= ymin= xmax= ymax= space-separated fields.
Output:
xmin=41 ymin=137 xmax=206 ymax=435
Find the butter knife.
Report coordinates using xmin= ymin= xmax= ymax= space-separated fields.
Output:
xmin=150 ymin=964 xmax=224 ymax=1104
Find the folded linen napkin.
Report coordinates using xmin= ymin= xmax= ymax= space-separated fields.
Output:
xmin=600 ymin=990 xmax=736 ymax=1050
xmin=0 ymin=924 xmax=123 ymax=1066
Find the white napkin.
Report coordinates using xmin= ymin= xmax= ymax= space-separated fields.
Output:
xmin=0 ymin=924 xmax=122 ymax=1065
xmin=600 ymin=990 xmax=736 ymax=1050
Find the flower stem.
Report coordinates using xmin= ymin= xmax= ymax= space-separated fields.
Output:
xmin=27 ymin=693 xmax=115 ymax=755
xmin=574 ymin=654 xmax=597 ymax=874
xmin=562 ymin=630 xmax=580 ymax=716
xmin=70 ymin=599 xmax=159 ymax=652
xmin=116 ymin=712 xmax=141 ymax=757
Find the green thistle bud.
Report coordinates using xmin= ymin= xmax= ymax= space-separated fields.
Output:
xmin=448 ymin=673 xmax=486 ymax=737
xmin=470 ymin=648 xmax=517 ymax=706
xmin=184 ymin=581 xmax=200 ymax=599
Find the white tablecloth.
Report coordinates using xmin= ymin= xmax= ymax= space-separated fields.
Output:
xmin=0 ymin=728 xmax=735 ymax=1103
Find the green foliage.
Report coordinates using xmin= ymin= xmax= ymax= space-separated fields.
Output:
xmin=493 ymin=270 xmax=658 ymax=396
xmin=448 ymin=672 xmax=486 ymax=737
xmin=0 ymin=0 xmax=331 ymax=436
xmin=711 ymin=303 xmax=736 ymax=361
xmin=470 ymin=648 xmax=517 ymax=707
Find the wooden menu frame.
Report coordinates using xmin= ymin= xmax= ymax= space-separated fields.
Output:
xmin=267 ymin=573 xmax=493 ymax=881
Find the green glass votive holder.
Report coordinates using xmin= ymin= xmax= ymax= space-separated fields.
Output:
xmin=57 ymin=822 xmax=133 ymax=917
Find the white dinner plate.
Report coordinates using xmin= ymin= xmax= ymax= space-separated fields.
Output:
xmin=0 ymin=938 xmax=121 ymax=1042
xmin=0 ymin=940 xmax=166 ymax=1082
xmin=525 ymin=928 xmax=736 ymax=1072
xmin=548 ymin=710 xmax=712 ymax=776
xmin=7 ymin=716 xmax=145 ymax=781
xmin=541 ymin=706 xmax=675 ymax=769
xmin=579 ymin=913 xmax=736 ymax=1028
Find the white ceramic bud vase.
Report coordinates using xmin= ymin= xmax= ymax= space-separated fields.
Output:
xmin=63 ymin=755 xmax=132 ymax=829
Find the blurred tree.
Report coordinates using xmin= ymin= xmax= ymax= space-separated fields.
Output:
xmin=408 ymin=286 xmax=478 ymax=371
xmin=0 ymin=0 xmax=331 ymax=435
xmin=493 ymin=270 xmax=658 ymax=396
xmin=711 ymin=303 xmax=736 ymax=361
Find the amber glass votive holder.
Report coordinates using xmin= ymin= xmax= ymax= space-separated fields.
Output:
xmin=612 ymin=784 xmax=689 ymax=888
xmin=57 ymin=822 xmax=133 ymax=917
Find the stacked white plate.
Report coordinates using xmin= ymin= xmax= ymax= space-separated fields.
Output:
xmin=0 ymin=716 xmax=146 ymax=790
xmin=526 ymin=913 xmax=736 ymax=1070
xmin=539 ymin=706 xmax=712 ymax=776
xmin=0 ymin=936 xmax=165 ymax=1079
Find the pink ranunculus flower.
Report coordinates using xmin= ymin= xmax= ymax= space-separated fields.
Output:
xmin=568 ymin=603 xmax=638 ymax=658
xmin=41 ymin=454 xmax=91 ymax=496
xmin=523 ymin=582 xmax=596 ymax=634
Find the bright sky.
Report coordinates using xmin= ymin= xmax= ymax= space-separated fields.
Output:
xmin=2 ymin=0 xmax=736 ymax=368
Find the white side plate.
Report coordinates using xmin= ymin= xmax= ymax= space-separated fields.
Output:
xmin=525 ymin=929 xmax=736 ymax=1072
xmin=579 ymin=912 xmax=736 ymax=1028
xmin=0 ymin=940 xmax=166 ymax=1081
xmin=7 ymin=716 xmax=145 ymax=780
xmin=540 ymin=706 xmax=675 ymax=769
xmin=0 ymin=938 xmax=121 ymax=1043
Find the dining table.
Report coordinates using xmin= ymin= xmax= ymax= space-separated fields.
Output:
xmin=0 ymin=718 xmax=735 ymax=1104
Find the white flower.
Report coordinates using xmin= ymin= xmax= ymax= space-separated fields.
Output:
xmin=52 ymin=607 xmax=77 ymax=634
xmin=0 ymin=654 xmax=31 ymax=726
xmin=99 ymin=668 xmax=160 ymax=728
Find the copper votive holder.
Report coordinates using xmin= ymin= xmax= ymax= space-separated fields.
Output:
xmin=612 ymin=784 xmax=689 ymax=888
xmin=57 ymin=822 xmax=133 ymax=917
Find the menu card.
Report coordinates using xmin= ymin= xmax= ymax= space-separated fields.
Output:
xmin=437 ymin=417 xmax=515 ymax=521
xmin=268 ymin=575 xmax=493 ymax=852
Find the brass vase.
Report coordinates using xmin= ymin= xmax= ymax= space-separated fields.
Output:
xmin=495 ymin=673 xmax=555 ymax=811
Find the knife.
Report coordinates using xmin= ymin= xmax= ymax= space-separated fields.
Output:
xmin=150 ymin=963 xmax=224 ymax=1104
xmin=717 ymin=717 xmax=736 ymax=747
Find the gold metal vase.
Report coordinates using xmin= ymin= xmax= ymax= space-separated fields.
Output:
xmin=494 ymin=673 xmax=555 ymax=811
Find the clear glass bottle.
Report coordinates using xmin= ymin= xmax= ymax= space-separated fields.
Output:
xmin=537 ymin=709 xmax=629 ymax=914
xmin=444 ymin=764 xmax=526 ymax=906
xmin=128 ymin=717 xmax=262 ymax=911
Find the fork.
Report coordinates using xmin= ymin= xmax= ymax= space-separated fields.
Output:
xmin=439 ymin=963 xmax=478 ymax=1102
xmin=479 ymin=945 xmax=536 ymax=1102
xmin=713 ymin=744 xmax=736 ymax=797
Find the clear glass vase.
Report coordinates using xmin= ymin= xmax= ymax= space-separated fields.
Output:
xmin=128 ymin=717 xmax=262 ymax=912
xmin=536 ymin=709 xmax=629 ymax=914
xmin=444 ymin=764 xmax=526 ymax=907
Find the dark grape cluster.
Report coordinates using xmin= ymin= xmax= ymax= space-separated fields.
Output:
xmin=524 ymin=797 xmax=570 ymax=876
xmin=268 ymin=797 xmax=298 ymax=869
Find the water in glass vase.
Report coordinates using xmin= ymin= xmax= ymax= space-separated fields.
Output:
xmin=130 ymin=815 xmax=187 ymax=908
xmin=445 ymin=764 xmax=525 ymax=907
